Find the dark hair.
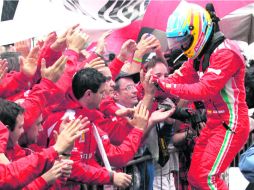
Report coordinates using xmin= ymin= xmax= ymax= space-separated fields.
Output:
xmin=0 ymin=98 xmax=24 ymax=131
xmin=143 ymin=56 xmax=168 ymax=73
xmin=114 ymin=71 xmax=140 ymax=91
xmin=72 ymin=68 xmax=107 ymax=100
xmin=114 ymin=80 xmax=120 ymax=91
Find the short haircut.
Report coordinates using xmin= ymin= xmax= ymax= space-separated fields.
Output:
xmin=0 ymin=98 xmax=24 ymax=131
xmin=114 ymin=72 xmax=140 ymax=91
xmin=72 ymin=68 xmax=107 ymax=100
xmin=114 ymin=79 xmax=122 ymax=91
xmin=143 ymin=56 xmax=168 ymax=72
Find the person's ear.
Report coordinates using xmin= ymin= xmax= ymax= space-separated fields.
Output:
xmin=79 ymin=89 xmax=91 ymax=103
xmin=84 ymin=89 xmax=92 ymax=98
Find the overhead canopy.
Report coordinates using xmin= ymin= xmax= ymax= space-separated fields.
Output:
xmin=141 ymin=0 xmax=254 ymax=45
xmin=141 ymin=0 xmax=253 ymax=32
xmin=105 ymin=0 xmax=254 ymax=54
xmin=0 ymin=0 xmax=148 ymax=46
xmin=0 ymin=0 xmax=253 ymax=52
xmin=220 ymin=3 xmax=254 ymax=44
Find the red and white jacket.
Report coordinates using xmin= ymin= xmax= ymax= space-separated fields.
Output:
xmin=46 ymin=105 xmax=143 ymax=168
xmin=0 ymin=147 xmax=58 ymax=190
xmin=159 ymin=39 xmax=249 ymax=124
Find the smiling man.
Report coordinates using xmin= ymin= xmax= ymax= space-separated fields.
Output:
xmin=113 ymin=71 xmax=140 ymax=108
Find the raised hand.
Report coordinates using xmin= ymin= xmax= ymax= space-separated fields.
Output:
xmin=150 ymin=74 xmax=171 ymax=94
xmin=152 ymin=38 xmax=167 ymax=63
xmin=19 ymin=46 xmax=40 ymax=78
xmin=53 ymin=116 xmax=90 ymax=154
xmin=115 ymin=107 xmax=135 ymax=118
xmin=149 ymin=107 xmax=176 ymax=126
xmin=0 ymin=59 xmax=8 ymax=82
xmin=142 ymin=69 xmax=156 ymax=96
xmin=40 ymin=55 xmax=67 ymax=83
xmin=95 ymin=30 xmax=112 ymax=56
xmin=134 ymin=33 xmax=158 ymax=59
xmin=117 ymin=39 xmax=137 ymax=62
xmin=66 ymin=27 xmax=90 ymax=53
xmin=152 ymin=38 xmax=162 ymax=52
xmin=14 ymin=39 xmax=31 ymax=58
xmin=128 ymin=102 xmax=149 ymax=130
xmin=41 ymin=32 xmax=58 ymax=49
xmin=113 ymin=172 xmax=132 ymax=188
xmin=41 ymin=159 xmax=73 ymax=185
xmin=59 ymin=158 xmax=74 ymax=179
xmin=41 ymin=160 xmax=64 ymax=185
xmin=51 ymin=24 xmax=79 ymax=52
xmin=58 ymin=116 xmax=89 ymax=133
xmin=36 ymin=40 xmax=45 ymax=49
xmin=84 ymin=57 xmax=105 ymax=70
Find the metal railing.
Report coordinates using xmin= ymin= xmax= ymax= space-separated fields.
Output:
xmin=81 ymin=131 xmax=254 ymax=190
xmin=231 ymin=131 xmax=254 ymax=167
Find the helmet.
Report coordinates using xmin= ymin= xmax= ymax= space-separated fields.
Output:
xmin=166 ymin=1 xmax=213 ymax=59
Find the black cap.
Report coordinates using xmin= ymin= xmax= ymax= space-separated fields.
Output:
xmin=115 ymin=71 xmax=140 ymax=83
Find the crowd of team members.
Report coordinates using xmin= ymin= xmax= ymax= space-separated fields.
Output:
xmin=1 ymin=19 xmax=252 ymax=189
xmin=0 ymin=24 xmax=191 ymax=189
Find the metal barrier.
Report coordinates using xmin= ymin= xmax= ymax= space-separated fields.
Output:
xmin=123 ymin=155 xmax=153 ymax=190
xmin=231 ymin=131 xmax=254 ymax=167
xmin=122 ymin=148 xmax=179 ymax=190
xmin=82 ymin=131 xmax=254 ymax=190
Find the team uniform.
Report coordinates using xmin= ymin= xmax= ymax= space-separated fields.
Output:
xmin=42 ymin=95 xmax=143 ymax=189
xmin=156 ymin=39 xmax=249 ymax=189
xmin=0 ymin=146 xmax=59 ymax=189
xmin=46 ymin=106 xmax=143 ymax=167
